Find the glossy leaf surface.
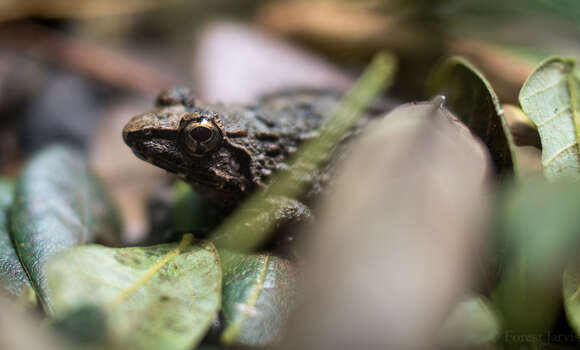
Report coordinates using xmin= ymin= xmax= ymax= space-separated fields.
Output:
xmin=0 ymin=179 xmax=30 ymax=297
xmin=220 ymin=250 xmax=296 ymax=346
xmin=10 ymin=145 xmax=121 ymax=311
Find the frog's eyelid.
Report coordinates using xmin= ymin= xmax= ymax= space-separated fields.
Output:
xmin=179 ymin=110 xmax=223 ymax=128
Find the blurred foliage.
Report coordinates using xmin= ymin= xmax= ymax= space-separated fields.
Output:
xmin=4 ymin=0 xmax=580 ymax=349
xmin=437 ymin=296 xmax=501 ymax=348
xmin=385 ymin=0 xmax=580 ymax=27
xmin=10 ymin=145 xmax=121 ymax=313
xmin=172 ymin=181 xmax=222 ymax=234
xmin=0 ymin=0 xmax=265 ymax=21
xmin=428 ymin=56 xmax=517 ymax=177
xmin=493 ymin=182 xmax=580 ymax=345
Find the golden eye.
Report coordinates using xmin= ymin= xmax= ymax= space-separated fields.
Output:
xmin=179 ymin=117 xmax=223 ymax=156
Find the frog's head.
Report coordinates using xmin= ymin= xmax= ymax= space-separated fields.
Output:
xmin=123 ymin=95 xmax=255 ymax=207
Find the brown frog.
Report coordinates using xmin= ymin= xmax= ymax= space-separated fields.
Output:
xmin=123 ymin=88 xmax=387 ymax=211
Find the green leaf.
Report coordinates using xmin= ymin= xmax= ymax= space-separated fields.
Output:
xmin=220 ymin=250 xmax=296 ymax=346
xmin=438 ymin=296 xmax=501 ymax=348
xmin=0 ymin=179 xmax=31 ymax=298
xmin=10 ymin=145 xmax=121 ymax=312
xmin=428 ymin=56 xmax=518 ymax=177
xmin=492 ymin=181 xmax=580 ymax=344
xmin=173 ymin=181 xmax=222 ymax=233
xmin=563 ymin=260 xmax=580 ymax=338
xmin=519 ymin=56 xmax=580 ymax=181
xmin=51 ymin=305 xmax=108 ymax=346
xmin=46 ymin=234 xmax=221 ymax=350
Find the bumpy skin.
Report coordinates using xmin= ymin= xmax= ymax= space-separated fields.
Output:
xmin=123 ymin=88 xmax=384 ymax=209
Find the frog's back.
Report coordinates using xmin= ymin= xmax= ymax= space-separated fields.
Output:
xmin=202 ymin=89 xmax=341 ymax=141
xmin=195 ymin=90 xmax=345 ymax=189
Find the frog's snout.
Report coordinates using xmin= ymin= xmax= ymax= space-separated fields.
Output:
xmin=122 ymin=111 xmax=181 ymax=145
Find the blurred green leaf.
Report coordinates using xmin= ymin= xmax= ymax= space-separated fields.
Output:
xmin=438 ymin=295 xmax=502 ymax=348
xmin=493 ymin=182 xmax=580 ymax=345
xmin=563 ymin=260 xmax=580 ymax=339
xmin=0 ymin=179 xmax=31 ymax=298
xmin=173 ymin=181 xmax=222 ymax=234
xmin=220 ymin=250 xmax=296 ymax=346
xmin=52 ymin=305 xmax=108 ymax=346
xmin=428 ymin=56 xmax=517 ymax=177
xmin=46 ymin=234 xmax=221 ymax=350
xmin=212 ymin=52 xmax=397 ymax=252
xmin=10 ymin=145 xmax=121 ymax=312
xmin=519 ymin=56 xmax=580 ymax=181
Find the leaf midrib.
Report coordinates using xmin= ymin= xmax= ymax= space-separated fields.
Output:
xmin=566 ymin=69 xmax=580 ymax=156
xmin=109 ymin=234 xmax=193 ymax=306
xmin=221 ymin=255 xmax=271 ymax=344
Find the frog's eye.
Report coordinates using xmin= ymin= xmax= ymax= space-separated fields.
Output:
xmin=180 ymin=117 xmax=223 ymax=156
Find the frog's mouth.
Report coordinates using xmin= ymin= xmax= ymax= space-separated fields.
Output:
xmin=124 ymin=127 xmax=249 ymax=185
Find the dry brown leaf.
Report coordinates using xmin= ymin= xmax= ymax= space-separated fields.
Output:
xmin=279 ymin=100 xmax=490 ymax=349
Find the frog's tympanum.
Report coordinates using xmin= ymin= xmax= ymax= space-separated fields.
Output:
xmin=124 ymin=88 xmax=372 ymax=211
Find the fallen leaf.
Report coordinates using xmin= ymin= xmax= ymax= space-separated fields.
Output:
xmin=46 ymin=234 xmax=221 ymax=350
xmin=0 ymin=179 xmax=31 ymax=298
xmin=10 ymin=145 xmax=121 ymax=312
xmin=220 ymin=250 xmax=296 ymax=346
xmin=278 ymin=100 xmax=490 ymax=349
xmin=519 ymin=56 xmax=580 ymax=181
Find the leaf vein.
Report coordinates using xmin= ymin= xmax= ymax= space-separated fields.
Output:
xmin=543 ymin=141 xmax=578 ymax=166
xmin=523 ymin=77 xmax=566 ymax=99
xmin=221 ymin=255 xmax=270 ymax=344
xmin=109 ymin=234 xmax=193 ymax=305
xmin=536 ymin=106 xmax=572 ymax=127
xmin=566 ymin=74 xmax=580 ymax=155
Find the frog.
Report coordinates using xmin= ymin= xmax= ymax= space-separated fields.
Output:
xmin=123 ymin=88 xmax=392 ymax=238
